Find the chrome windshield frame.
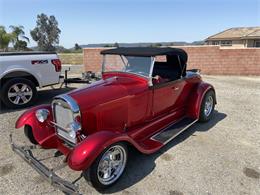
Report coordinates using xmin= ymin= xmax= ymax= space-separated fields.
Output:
xmin=148 ymin=57 xmax=155 ymax=86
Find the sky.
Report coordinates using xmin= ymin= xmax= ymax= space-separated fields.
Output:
xmin=0 ymin=0 xmax=259 ymax=48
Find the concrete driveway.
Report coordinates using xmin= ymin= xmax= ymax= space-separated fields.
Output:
xmin=0 ymin=74 xmax=259 ymax=195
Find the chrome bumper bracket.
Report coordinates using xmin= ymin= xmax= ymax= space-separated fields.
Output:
xmin=9 ymin=134 xmax=81 ymax=195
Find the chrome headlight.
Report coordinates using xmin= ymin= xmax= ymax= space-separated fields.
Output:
xmin=35 ymin=109 xmax=50 ymax=123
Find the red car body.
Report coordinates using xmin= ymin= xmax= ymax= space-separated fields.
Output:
xmin=16 ymin=72 xmax=214 ymax=168
xmin=13 ymin=47 xmax=216 ymax=192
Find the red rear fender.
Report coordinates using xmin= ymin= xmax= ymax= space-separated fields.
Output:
xmin=187 ymin=82 xmax=216 ymax=119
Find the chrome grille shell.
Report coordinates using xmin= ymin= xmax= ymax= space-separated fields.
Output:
xmin=52 ymin=94 xmax=81 ymax=146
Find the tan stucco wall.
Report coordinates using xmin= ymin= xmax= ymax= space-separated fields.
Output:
xmin=230 ymin=40 xmax=245 ymax=48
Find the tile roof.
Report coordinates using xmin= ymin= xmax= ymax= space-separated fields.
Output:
xmin=206 ymin=27 xmax=260 ymax=40
xmin=246 ymin=29 xmax=260 ymax=37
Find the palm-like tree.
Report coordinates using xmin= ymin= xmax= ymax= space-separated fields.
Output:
xmin=0 ymin=26 xmax=12 ymax=51
xmin=9 ymin=25 xmax=29 ymax=50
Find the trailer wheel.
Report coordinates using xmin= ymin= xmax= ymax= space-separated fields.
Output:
xmin=0 ymin=78 xmax=37 ymax=108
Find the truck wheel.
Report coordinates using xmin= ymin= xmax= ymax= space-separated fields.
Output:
xmin=199 ymin=90 xmax=215 ymax=122
xmin=24 ymin=125 xmax=38 ymax=145
xmin=1 ymin=78 xmax=37 ymax=109
xmin=83 ymin=143 xmax=128 ymax=191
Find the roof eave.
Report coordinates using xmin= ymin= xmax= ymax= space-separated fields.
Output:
xmin=240 ymin=36 xmax=260 ymax=40
xmin=206 ymin=37 xmax=242 ymax=41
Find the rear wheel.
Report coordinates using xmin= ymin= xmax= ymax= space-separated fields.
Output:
xmin=199 ymin=90 xmax=215 ymax=122
xmin=83 ymin=143 xmax=128 ymax=191
xmin=0 ymin=78 xmax=37 ymax=108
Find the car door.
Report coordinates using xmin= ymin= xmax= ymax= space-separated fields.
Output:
xmin=151 ymin=80 xmax=186 ymax=118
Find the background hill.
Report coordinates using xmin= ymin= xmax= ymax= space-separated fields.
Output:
xmin=79 ymin=41 xmax=204 ymax=48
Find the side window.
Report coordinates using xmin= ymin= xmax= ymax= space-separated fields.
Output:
xmin=152 ymin=55 xmax=182 ymax=85
xmin=212 ymin=41 xmax=219 ymax=45
xmin=255 ymin=41 xmax=260 ymax=47
xmin=221 ymin=40 xmax=232 ymax=46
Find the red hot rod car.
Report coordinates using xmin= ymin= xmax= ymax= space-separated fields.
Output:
xmin=11 ymin=47 xmax=216 ymax=193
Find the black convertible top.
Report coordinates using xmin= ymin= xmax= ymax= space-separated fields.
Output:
xmin=101 ymin=47 xmax=188 ymax=63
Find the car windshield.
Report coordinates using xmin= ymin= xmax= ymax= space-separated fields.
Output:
xmin=102 ymin=55 xmax=153 ymax=77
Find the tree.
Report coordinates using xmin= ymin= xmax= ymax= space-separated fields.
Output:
xmin=30 ymin=13 xmax=61 ymax=51
xmin=104 ymin=44 xmax=113 ymax=47
xmin=9 ymin=25 xmax=29 ymax=51
xmin=14 ymin=40 xmax=28 ymax=50
xmin=149 ymin=43 xmax=162 ymax=47
xmin=114 ymin=42 xmax=120 ymax=47
xmin=0 ymin=26 xmax=12 ymax=51
xmin=154 ymin=43 xmax=162 ymax=47
xmin=74 ymin=43 xmax=81 ymax=50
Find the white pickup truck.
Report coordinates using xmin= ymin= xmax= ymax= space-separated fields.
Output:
xmin=0 ymin=52 xmax=62 ymax=108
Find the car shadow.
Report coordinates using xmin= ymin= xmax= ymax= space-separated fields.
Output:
xmin=0 ymin=87 xmax=76 ymax=114
xmin=104 ymin=110 xmax=227 ymax=193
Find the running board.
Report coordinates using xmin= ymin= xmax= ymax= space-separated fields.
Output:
xmin=151 ymin=117 xmax=198 ymax=144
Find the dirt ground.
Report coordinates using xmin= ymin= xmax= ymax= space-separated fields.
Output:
xmin=0 ymin=67 xmax=259 ymax=195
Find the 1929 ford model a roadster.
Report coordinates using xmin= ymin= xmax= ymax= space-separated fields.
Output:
xmin=11 ymin=47 xmax=216 ymax=193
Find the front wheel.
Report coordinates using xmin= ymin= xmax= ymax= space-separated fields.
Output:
xmin=199 ymin=90 xmax=215 ymax=122
xmin=24 ymin=125 xmax=38 ymax=145
xmin=83 ymin=143 xmax=128 ymax=191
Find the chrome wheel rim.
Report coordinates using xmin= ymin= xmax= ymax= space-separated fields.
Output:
xmin=204 ymin=95 xmax=213 ymax=117
xmin=8 ymin=83 xmax=33 ymax=105
xmin=97 ymin=145 xmax=127 ymax=185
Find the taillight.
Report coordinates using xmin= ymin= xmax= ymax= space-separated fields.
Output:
xmin=51 ymin=59 xmax=62 ymax=72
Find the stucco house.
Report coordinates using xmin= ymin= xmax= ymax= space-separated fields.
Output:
xmin=205 ymin=27 xmax=260 ymax=48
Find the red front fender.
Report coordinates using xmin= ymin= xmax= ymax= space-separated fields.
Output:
xmin=15 ymin=105 xmax=50 ymax=128
xmin=15 ymin=104 xmax=58 ymax=148
xmin=67 ymin=131 xmax=130 ymax=171
xmin=187 ymin=82 xmax=216 ymax=119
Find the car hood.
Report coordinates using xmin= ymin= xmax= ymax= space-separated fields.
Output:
xmin=67 ymin=75 xmax=148 ymax=111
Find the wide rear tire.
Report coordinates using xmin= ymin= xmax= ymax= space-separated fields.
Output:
xmin=199 ymin=90 xmax=215 ymax=122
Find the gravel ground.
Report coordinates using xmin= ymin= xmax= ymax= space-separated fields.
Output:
xmin=0 ymin=67 xmax=259 ymax=195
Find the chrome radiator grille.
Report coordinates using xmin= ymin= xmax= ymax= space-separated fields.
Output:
xmin=54 ymin=103 xmax=75 ymax=143
xmin=52 ymin=94 xmax=81 ymax=145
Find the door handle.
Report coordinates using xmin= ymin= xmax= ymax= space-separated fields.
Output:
xmin=172 ymin=86 xmax=179 ymax=90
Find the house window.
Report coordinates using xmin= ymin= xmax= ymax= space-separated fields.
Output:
xmin=255 ymin=40 xmax=260 ymax=47
xmin=221 ymin=40 xmax=232 ymax=46
xmin=212 ymin=41 xmax=219 ymax=45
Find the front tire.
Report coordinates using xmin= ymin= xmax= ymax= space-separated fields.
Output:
xmin=199 ymin=90 xmax=215 ymax=122
xmin=24 ymin=125 xmax=38 ymax=145
xmin=83 ymin=143 xmax=128 ymax=191
xmin=0 ymin=78 xmax=37 ymax=109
